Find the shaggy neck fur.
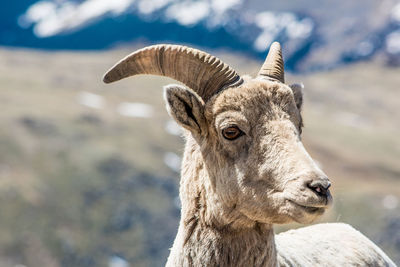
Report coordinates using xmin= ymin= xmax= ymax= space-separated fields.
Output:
xmin=166 ymin=136 xmax=278 ymax=267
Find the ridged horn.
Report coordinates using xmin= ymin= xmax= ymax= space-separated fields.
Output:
xmin=258 ymin=42 xmax=285 ymax=83
xmin=103 ymin=44 xmax=242 ymax=101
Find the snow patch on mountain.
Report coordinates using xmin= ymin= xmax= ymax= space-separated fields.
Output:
xmin=252 ymin=12 xmax=313 ymax=52
xmin=137 ymin=0 xmax=171 ymax=15
xmin=19 ymin=0 xmax=133 ymax=37
xmin=391 ymin=3 xmax=400 ymax=23
xmin=386 ymin=30 xmax=400 ymax=54
xmin=165 ymin=1 xmax=210 ymax=26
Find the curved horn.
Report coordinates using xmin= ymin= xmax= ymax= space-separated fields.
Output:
xmin=258 ymin=42 xmax=285 ymax=83
xmin=103 ymin=44 xmax=242 ymax=101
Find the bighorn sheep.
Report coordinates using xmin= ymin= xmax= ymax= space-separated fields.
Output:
xmin=103 ymin=42 xmax=396 ymax=266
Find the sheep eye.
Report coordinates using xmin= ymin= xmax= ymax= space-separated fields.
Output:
xmin=222 ymin=126 xmax=244 ymax=140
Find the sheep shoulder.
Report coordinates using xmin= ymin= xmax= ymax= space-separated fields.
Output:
xmin=275 ymin=223 xmax=396 ymax=266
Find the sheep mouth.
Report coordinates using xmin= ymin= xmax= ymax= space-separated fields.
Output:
xmin=287 ymin=200 xmax=327 ymax=214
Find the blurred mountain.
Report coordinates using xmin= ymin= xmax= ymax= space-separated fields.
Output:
xmin=2 ymin=0 xmax=400 ymax=71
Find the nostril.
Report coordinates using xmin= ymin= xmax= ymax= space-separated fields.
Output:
xmin=307 ymin=180 xmax=331 ymax=197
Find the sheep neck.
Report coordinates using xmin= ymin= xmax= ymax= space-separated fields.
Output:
xmin=177 ymin=219 xmax=277 ymax=266
xmin=166 ymin=136 xmax=278 ymax=267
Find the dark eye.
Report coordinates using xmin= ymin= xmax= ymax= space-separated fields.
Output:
xmin=222 ymin=126 xmax=244 ymax=140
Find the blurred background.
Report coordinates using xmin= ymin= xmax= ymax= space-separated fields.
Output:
xmin=0 ymin=0 xmax=399 ymax=266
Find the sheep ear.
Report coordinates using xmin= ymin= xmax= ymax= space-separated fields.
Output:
xmin=289 ymin=83 xmax=304 ymax=111
xmin=164 ymin=84 xmax=206 ymax=136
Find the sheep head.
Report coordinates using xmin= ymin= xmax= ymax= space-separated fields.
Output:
xmin=103 ymin=42 xmax=332 ymax=228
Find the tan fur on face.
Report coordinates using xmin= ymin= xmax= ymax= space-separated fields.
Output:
xmin=199 ymin=79 xmax=326 ymax=226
